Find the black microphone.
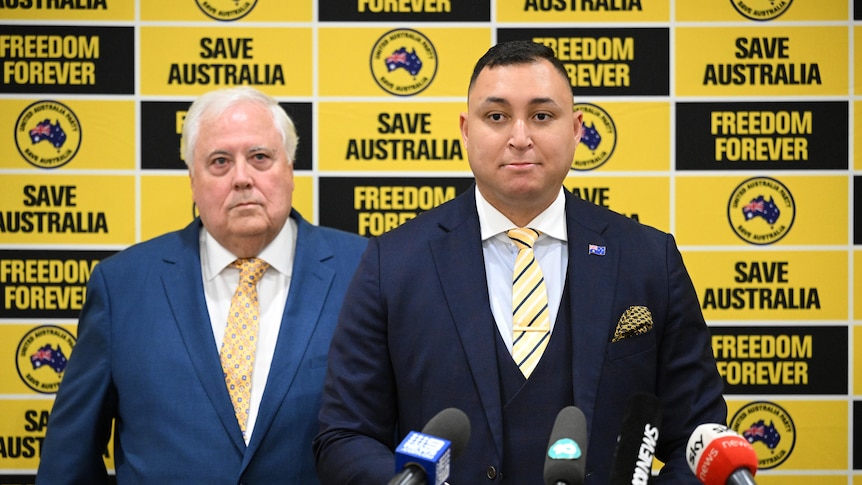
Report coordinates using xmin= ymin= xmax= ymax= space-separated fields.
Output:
xmin=608 ymin=393 xmax=663 ymax=485
xmin=388 ymin=407 xmax=471 ymax=485
xmin=543 ymin=406 xmax=588 ymax=485
xmin=686 ymin=424 xmax=758 ymax=485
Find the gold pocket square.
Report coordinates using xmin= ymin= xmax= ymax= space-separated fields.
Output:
xmin=612 ymin=306 xmax=653 ymax=342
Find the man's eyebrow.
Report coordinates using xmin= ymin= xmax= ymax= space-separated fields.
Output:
xmin=479 ymin=96 xmax=510 ymax=107
xmin=205 ymin=149 xmax=230 ymax=158
xmin=478 ymin=96 xmax=559 ymax=107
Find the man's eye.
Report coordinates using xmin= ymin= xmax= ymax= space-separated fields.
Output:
xmin=212 ymin=157 xmax=228 ymax=166
xmin=489 ymin=113 xmax=504 ymax=121
xmin=535 ymin=113 xmax=550 ymax=121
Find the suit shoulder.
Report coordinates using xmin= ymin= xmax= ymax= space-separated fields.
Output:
xmin=373 ymin=191 xmax=469 ymax=243
xmin=92 ymin=226 xmax=193 ymax=276
xmin=314 ymin=225 xmax=369 ymax=259
xmin=314 ymin=224 xmax=367 ymax=245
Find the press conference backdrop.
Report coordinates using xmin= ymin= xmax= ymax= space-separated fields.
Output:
xmin=0 ymin=1 xmax=859 ymax=483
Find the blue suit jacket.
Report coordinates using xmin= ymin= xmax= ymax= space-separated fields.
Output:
xmin=314 ymin=187 xmax=726 ymax=484
xmin=38 ymin=210 xmax=367 ymax=484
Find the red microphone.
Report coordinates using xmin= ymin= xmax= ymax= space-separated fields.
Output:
xmin=686 ymin=424 xmax=758 ymax=485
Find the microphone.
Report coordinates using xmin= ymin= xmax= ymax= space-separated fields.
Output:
xmin=608 ymin=393 xmax=662 ymax=485
xmin=543 ymin=406 xmax=588 ymax=485
xmin=388 ymin=407 xmax=471 ymax=485
xmin=686 ymin=424 xmax=758 ymax=485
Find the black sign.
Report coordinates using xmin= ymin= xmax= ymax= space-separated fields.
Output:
xmin=318 ymin=0 xmax=490 ymax=21
xmin=0 ymin=25 xmax=134 ymax=94
xmin=709 ymin=325 xmax=847 ymax=395
xmin=0 ymin=249 xmax=116 ymax=319
xmin=676 ymin=101 xmax=848 ymax=171
xmin=497 ymin=27 xmax=670 ymax=96
xmin=319 ymin=176 xmax=473 ymax=235
xmin=855 ymin=401 xmax=862 ymax=469
xmin=141 ymin=101 xmax=312 ymax=171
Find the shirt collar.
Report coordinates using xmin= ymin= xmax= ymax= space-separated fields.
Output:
xmin=475 ymin=187 xmax=568 ymax=242
xmin=201 ymin=216 xmax=296 ymax=280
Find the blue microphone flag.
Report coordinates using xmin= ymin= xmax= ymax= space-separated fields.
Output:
xmin=394 ymin=430 xmax=452 ymax=485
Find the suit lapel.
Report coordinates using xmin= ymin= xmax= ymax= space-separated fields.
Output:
xmin=431 ymin=189 xmax=504 ymax=460
xmin=564 ymin=193 xmax=618 ymax=429
xmin=245 ymin=215 xmax=335 ymax=460
xmin=162 ymin=220 xmax=247 ymax=452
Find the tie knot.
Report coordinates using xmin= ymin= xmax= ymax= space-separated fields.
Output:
xmin=232 ymin=258 xmax=269 ymax=284
xmin=507 ymin=228 xmax=540 ymax=250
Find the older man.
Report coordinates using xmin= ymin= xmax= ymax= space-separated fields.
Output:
xmin=38 ymin=86 xmax=367 ymax=484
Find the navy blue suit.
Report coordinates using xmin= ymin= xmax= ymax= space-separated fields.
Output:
xmin=314 ymin=187 xmax=726 ymax=484
xmin=38 ymin=210 xmax=367 ymax=484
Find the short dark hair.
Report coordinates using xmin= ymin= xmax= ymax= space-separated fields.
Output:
xmin=468 ymin=40 xmax=570 ymax=92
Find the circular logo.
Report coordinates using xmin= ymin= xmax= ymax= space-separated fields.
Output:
xmin=15 ymin=325 xmax=76 ymax=394
xmin=729 ymin=401 xmax=796 ymax=470
xmin=370 ymin=29 xmax=438 ymax=97
xmin=548 ymin=438 xmax=582 ymax=459
xmin=15 ymin=100 xmax=82 ymax=169
xmin=194 ymin=0 xmax=257 ymax=21
xmin=729 ymin=0 xmax=793 ymax=21
xmin=727 ymin=176 xmax=795 ymax=245
xmin=572 ymin=103 xmax=616 ymax=171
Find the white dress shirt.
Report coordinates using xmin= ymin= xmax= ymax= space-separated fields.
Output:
xmin=199 ymin=218 xmax=296 ymax=444
xmin=476 ymin=187 xmax=569 ymax=354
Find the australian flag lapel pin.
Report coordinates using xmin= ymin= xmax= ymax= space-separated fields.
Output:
xmin=588 ymin=244 xmax=606 ymax=256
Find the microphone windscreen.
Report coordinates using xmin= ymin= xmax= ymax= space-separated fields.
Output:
xmin=686 ymin=424 xmax=758 ymax=485
xmin=543 ymin=406 xmax=588 ymax=485
xmin=422 ymin=407 xmax=471 ymax=459
xmin=608 ymin=392 xmax=662 ymax=485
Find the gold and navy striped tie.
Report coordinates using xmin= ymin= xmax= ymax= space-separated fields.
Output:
xmin=507 ymin=228 xmax=551 ymax=378
xmin=220 ymin=257 xmax=269 ymax=437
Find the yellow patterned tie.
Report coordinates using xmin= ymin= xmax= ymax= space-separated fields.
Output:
xmin=221 ymin=257 xmax=269 ymax=437
xmin=507 ymin=228 xmax=551 ymax=378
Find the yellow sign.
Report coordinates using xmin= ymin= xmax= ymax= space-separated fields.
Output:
xmin=318 ymin=101 xmax=468 ymax=172
xmin=685 ymin=250 xmax=847 ymax=320
xmin=676 ymin=1 xmax=846 ymax=22
xmin=1 ymin=323 xmax=76 ymax=394
xmin=675 ymin=175 xmax=847 ymax=246
xmin=141 ymin=0 xmax=311 ymax=22
xmin=496 ymin=0 xmax=669 ymax=22
xmin=563 ymin=176 xmax=669 ymax=233
xmin=318 ymin=27 xmax=489 ymax=97
xmin=855 ymin=27 xmax=862 ymax=96
xmin=727 ymin=399 xmax=847 ymax=471
xmin=573 ymin=101 xmax=669 ymax=172
xmin=2 ymin=99 xmax=134 ymax=170
xmin=855 ymin=250 xmax=862 ymax=321
xmin=141 ymin=174 xmax=194 ymax=242
xmin=745 ymin=475 xmax=845 ymax=485
xmin=676 ymin=26 xmax=847 ymax=96
xmin=0 ymin=0 xmax=134 ymax=20
xmin=140 ymin=174 xmax=314 ymax=242
xmin=15 ymin=325 xmax=75 ymax=394
xmin=139 ymin=26 xmax=312 ymax=96
xmin=0 ymin=397 xmax=115 ymax=470
xmin=0 ymin=174 xmax=135 ymax=245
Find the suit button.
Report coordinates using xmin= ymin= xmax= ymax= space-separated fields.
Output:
xmin=486 ymin=465 xmax=497 ymax=479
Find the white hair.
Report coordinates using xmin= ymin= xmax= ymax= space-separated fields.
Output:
xmin=181 ymin=86 xmax=298 ymax=168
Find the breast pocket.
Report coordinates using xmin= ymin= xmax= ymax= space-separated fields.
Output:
xmin=607 ymin=329 xmax=656 ymax=362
